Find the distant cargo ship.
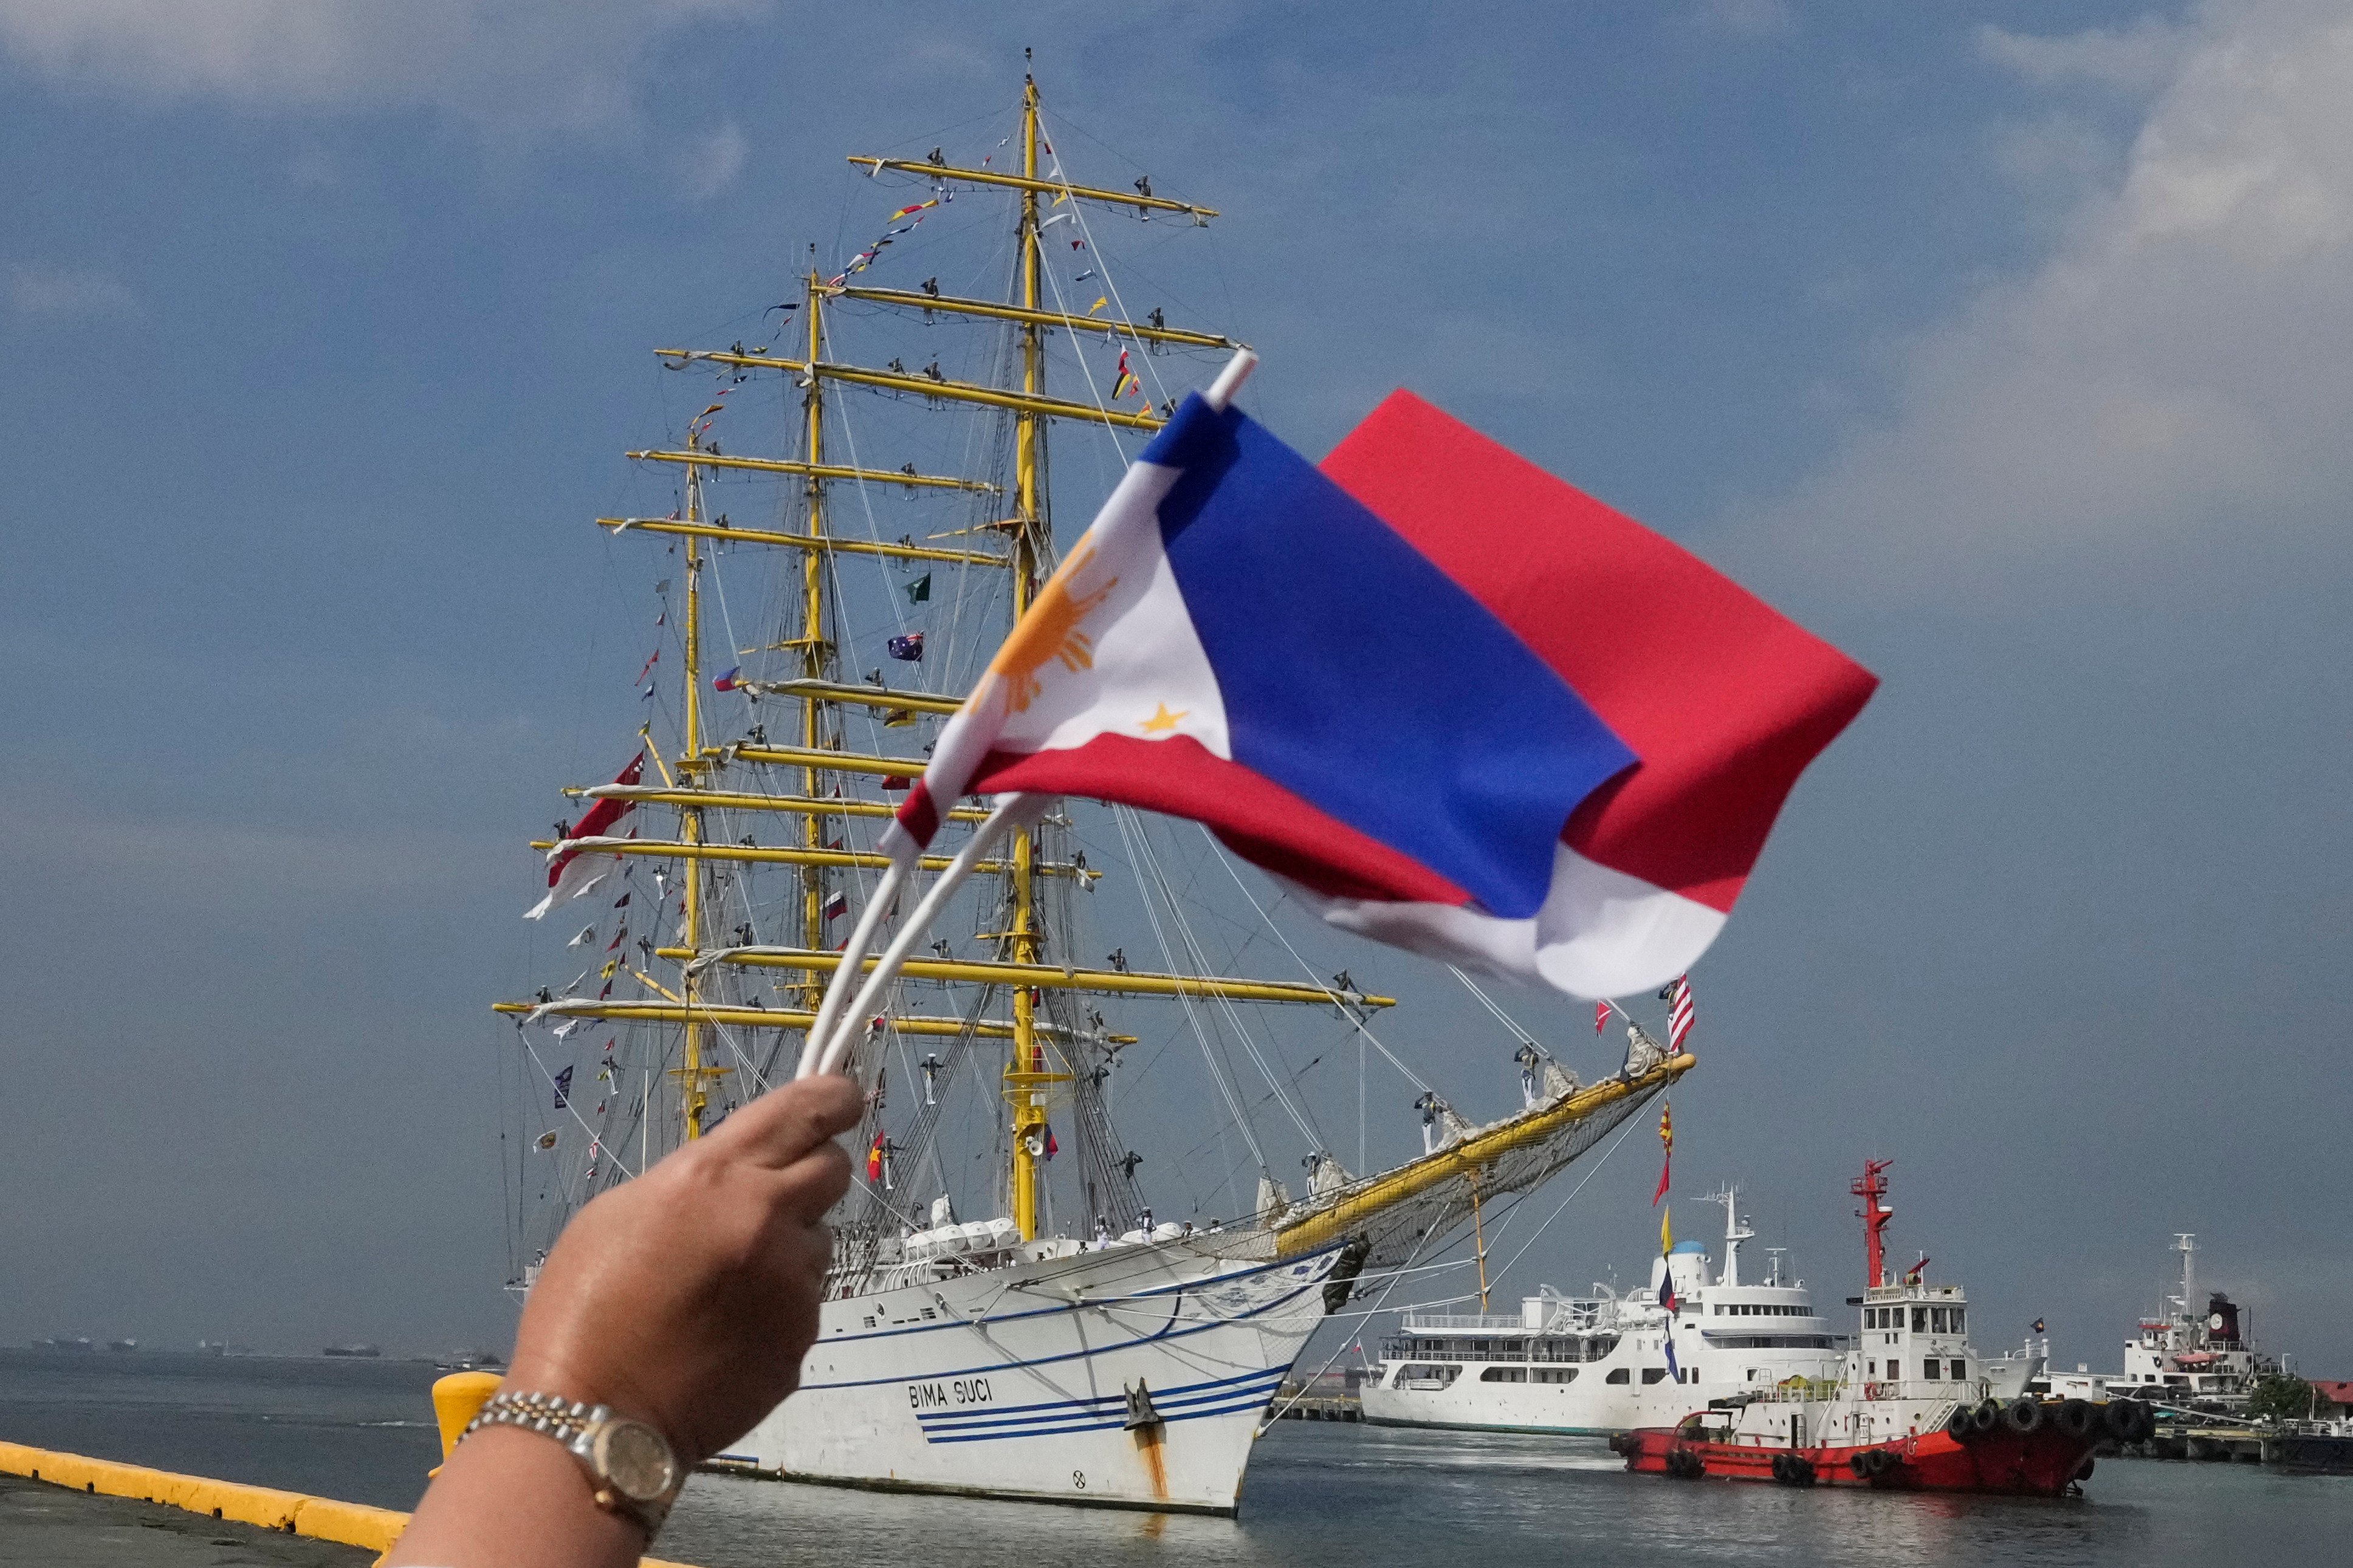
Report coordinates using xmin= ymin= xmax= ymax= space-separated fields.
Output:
xmin=321 ymin=1344 xmax=383 ymax=1358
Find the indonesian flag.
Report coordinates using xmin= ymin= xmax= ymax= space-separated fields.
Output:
xmin=866 ymin=1130 xmax=886 ymax=1184
xmin=526 ymin=756 xmax=644 ymax=919
xmin=882 ymin=390 xmax=1873 ymax=999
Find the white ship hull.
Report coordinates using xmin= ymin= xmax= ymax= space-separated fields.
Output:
xmin=1362 ymin=1197 xmax=1844 ymax=1437
xmin=1361 ymin=1327 xmax=1844 ymax=1436
xmin=726 ymin=1238 xmax=1344 ymax=1515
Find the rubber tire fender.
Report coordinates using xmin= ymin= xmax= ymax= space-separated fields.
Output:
xmin=1971 ymin=1399 xmax=2005 ymax=1436
xmin=1849 ymin=1451 xmax=1871 ymax=1479
xmin=1864 ymin=1447 xmax=1895 ymax=1477
xmin=2005 ymin=1397 xmax=2046 ymax=1435
xmin=1790 ymin=1456 xmax=1816 ymax=1487
xmin=2127 ymin=1401 xmax=2158 ymax=1444
xmin=2055 ymin=1399 xmax=2097 ymax=1439
xmin=1946 ymin=1406 xmax=1975 ymax=1442
xmin=1771 ymin=1453 xmax=1791 ymax=1484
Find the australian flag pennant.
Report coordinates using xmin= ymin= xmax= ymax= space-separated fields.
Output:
xmin=887 ymin=632 xmax=925 ymax=662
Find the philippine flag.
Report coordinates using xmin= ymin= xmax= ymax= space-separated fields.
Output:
xmin=884 ymin=389 xmax=1874 ymax=999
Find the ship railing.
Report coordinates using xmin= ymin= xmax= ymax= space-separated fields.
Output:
xmin=1399 ymin=1313 xmax=1536 ymax=1331
xmin=1747 ymin=1376 xmax=1849 ymax=1404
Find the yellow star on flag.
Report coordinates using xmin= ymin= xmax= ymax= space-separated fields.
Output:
xmin=1138 ymin=702 xmax=1187 ymax=733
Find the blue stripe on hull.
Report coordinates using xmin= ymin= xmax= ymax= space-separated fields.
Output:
xmin=922 ymin=1388 xmax=1288 ymax=1443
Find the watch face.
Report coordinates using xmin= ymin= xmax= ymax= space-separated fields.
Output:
xmin=594 ymin=1420 xmax=679 ymax=1502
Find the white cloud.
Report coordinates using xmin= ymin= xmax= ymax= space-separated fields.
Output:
xmin=8 ymin=262 xmax=139 ymax=320
xmin=0 ymin=0 xmax=764 ymax=135
xmin=678 ymin=123 xmax=749 ymax=200
xmin=1755 ymin=0 xmax=2353 ymax=585
xmin=1977 ymin=15 xmax=2193 ymax=94
xmin=1694 ymin=0 xmax=1795 ymax=39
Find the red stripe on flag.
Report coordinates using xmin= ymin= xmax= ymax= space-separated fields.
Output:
xmin=1321 ymin=392 xmax=1877 ymax=914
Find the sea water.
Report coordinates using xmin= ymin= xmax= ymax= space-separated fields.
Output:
xmin=3 ymin=1350 xmax=2345 ymax=1566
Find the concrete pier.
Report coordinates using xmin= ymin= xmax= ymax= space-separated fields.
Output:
xmin=0 ymin=1473 xmax=372 ymax=1567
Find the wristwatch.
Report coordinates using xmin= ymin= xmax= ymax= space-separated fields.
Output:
xmin=461 ymin=1390 xmax=685 ymax=1538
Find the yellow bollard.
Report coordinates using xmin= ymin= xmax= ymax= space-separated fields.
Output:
xmin=430 ymin=1371 xmax=505 ymax=1472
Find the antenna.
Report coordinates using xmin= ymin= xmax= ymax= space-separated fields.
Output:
xmin=1702 ymin=1184 xmax=1750 ymax=1288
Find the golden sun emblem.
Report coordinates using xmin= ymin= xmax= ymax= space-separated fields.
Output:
xmin=1138 ymin=703 xmax=1187 ymax=733
xmin=992 ymin=539 xmax=1119 ymax=713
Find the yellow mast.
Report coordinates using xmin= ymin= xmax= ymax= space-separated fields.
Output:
xmin=799 ymin=273 xmax=832 ymax=993
xmin=675 ymin=444 xmax=715 ymax=1138
xmin=1004 ymin=74 xmax=1062 ymax=1241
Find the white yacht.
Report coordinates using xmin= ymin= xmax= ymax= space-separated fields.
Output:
xmin=1362 ymin=1188 xmax=1846 ymax=1434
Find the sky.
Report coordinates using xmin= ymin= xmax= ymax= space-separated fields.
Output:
xmin=2 ymin=0 xmax=2349 ymax=1379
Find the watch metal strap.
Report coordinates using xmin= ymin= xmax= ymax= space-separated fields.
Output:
xmin=461 ymin=1389 xmax=678 ymax=1538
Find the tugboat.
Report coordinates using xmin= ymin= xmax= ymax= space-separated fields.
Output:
xmin=1615 ymin=1159 xmax=2156 ymax=1496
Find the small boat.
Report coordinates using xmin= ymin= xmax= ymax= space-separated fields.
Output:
xmin=105 ymin=1339 xmax=139 ymax=1353
xmin=1615 ymin=1159 xmax=2155 ymax=1496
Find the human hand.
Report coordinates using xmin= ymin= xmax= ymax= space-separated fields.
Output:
xmin=500 ymin=1073 xmax=860 ymax=1464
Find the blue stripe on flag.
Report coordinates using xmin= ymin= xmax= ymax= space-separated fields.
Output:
xmin=1139 ymin=396 xmax=1637 ymax=918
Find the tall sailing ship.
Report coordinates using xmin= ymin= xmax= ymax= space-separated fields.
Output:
xmin=495 ymin=75 xmax=1692 ymax=1515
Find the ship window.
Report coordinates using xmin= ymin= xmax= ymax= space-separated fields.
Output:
xmin=1479 ymin=1366 xmax=1527 ymax=1383
xmin=1951 ymin=1359 xmax=1967 ymax=1381
xmin=1953 ymin=1309 xmax=1965 ymax=1333
xmin=1867 ymin=1360 xmax=1877 ymax=1375
xmin=1533 ymin=1367 xmax=1578 ymax=1384
xmin=1931 ymin=1308 xmax=1948 ymax=1332
xmin=1641 ymin=1368 xmax=1668 ymax=1385
xmin=1607 ymin=1368 xmax=1630 ymax=1384
xmin=1922 ymin=1359 xmax=1940 ymax=1380
xmin=1912 ymin=1308 xmax=1928 ymax=1332
xmin=1888 ymin=1361 xmax=1901 ymax=1380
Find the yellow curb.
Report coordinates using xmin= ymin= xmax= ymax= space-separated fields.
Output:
xmin=1 ymin=1440 xmax=695 ymax=1566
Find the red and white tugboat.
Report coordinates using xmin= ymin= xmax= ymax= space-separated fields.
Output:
xmin=1615 ymin=1159 xmax=2156 ymax=1496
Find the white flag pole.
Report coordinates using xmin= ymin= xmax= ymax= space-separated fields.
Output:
xmin=791 ymin=855 xmax=910 ymax=1080
xmin=803 ymin=793 xmax=1045 ymax=1078
xmin=1204 ymin=347 xmax=1257 ymax=412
